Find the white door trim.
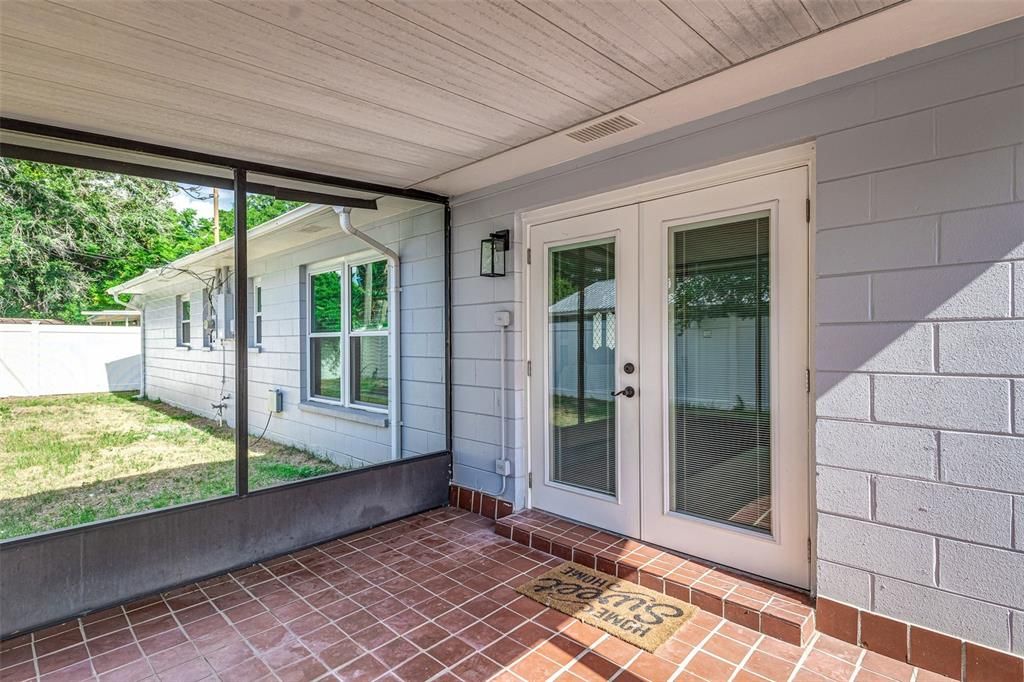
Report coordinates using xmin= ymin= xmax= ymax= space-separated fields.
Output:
xmin=519 ymin=143 xmax=814 ymax=228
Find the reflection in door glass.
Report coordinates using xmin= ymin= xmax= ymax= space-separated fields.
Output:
xmin=669 ymin=212 xmax=771 ymax=533
xmin=548 ymin=240 xmax=617 ymax=496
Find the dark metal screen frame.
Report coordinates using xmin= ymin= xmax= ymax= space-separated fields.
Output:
xmin=0 ymin=120 xmax=456 ymax=632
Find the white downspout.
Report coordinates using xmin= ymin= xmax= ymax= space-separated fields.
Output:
xmin=333 ymin=207 xmax=402 ymax=460
xmin=113 ymin=290 xmax=145 ymax=399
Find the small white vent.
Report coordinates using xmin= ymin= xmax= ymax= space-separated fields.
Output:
xmin=565 ymin=114 xmax=640 ymax=143
xmin=299 ymin=223 xmax=331 ymax=233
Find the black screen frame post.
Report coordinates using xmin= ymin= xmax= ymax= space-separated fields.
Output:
xmin=234 ymin=169 xmax=249 ymax=496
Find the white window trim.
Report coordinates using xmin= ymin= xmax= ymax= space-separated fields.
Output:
xmin=251 ymin=277 xmax=263 ymax=349
xmin=306 ymin=251 xmax=390 ymax=415
xmin=176 ymin=294 xmax=191 ymax=348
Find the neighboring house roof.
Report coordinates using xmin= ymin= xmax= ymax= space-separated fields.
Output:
xmin=549 ymin=279 xmax=614 ymax=315
xmin=109 ymin=196 xmax=428 ymax=297
xmin=82 ymin=310 xmax=141 ymax=324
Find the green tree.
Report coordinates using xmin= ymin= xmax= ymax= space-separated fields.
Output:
xmin=0 ymin=159 xmax=303 ymax=322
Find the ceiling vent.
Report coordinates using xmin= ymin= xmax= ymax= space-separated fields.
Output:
xmin=299 ymin=223 xmax=332 ymax=233
xmin=565 ymin=114 xmax=641 ymax=144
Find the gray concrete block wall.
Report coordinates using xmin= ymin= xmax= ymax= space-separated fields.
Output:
xmin=814 ymin=41 xmax=1024 ymax=651
xmin=449 ymin=20 xmax=1024 ymax=652
xmin=141 ymin=205 xmax=446 ymax=469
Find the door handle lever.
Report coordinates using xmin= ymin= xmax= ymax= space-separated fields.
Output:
xmin=611 ymin=386 xmax=636 ymax=398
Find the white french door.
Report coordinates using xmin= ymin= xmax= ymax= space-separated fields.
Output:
xmin=527 ymin=205 xmax=641 ymax=537
xmin=638 ymin=167 xmax=809 ymax=588
xmin=527 ymin=166 xmax=809 ymax=588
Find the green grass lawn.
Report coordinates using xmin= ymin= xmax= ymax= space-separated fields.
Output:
xmin=0 ymin=392 xmax=345 ymax=540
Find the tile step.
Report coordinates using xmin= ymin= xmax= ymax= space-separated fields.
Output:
xmin=494 ymin=509 xmax=815 ymax=647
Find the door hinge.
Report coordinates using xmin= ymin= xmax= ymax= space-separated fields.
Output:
xmin=806 ymin=197 xmax=812 ymax=223
xmin=526 ymin=248 xmax=531 ymax=265
xmin=526 ymin=360 xmax=532 ymax=377
xmin=807 ymin=537 xmax=812 ymax=562
xmin=805 ymin=368 xmax=811 ymax=393
xmin=528 ymin=472 xmax=533 ymax=489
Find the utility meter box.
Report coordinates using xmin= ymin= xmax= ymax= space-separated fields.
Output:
xmin=266 ymin=388 xmax=283 ymax=413
xmin=214 ymin=291 xmax=234 ymax=340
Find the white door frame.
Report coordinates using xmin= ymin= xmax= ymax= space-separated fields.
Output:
xmin=519 ymin=143 xmax=817 ymax=589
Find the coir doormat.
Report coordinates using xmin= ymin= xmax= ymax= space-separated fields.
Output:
xmin=516 ymin=562 xmax=698 ymax=652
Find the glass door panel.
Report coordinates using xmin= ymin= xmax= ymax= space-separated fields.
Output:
xmin=528 ymin=204 xmax=640 ymax=537
xmin=669 ymin=212 xmax=771 ymax=533
xmin=548 ymin=240 xmax=617 ymax=496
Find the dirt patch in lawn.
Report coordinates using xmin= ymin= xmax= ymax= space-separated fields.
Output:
xmin=0 ymin=392 xmax=346 ymax=539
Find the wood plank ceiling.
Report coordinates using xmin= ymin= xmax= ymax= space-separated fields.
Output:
xmin=0 ymin=0 xmax=901 ymax=191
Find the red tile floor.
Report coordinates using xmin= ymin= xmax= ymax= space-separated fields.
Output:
xmin=0 ymin=508 xmax=951 ymax=682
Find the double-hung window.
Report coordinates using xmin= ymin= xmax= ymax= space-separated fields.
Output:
xmin=177 ymin=295 xmax=191 ymax=347
xmin=249 ymin=277 xmax=263 ymax=347
xmin=308 ymin=257 xmax=389 ymax=410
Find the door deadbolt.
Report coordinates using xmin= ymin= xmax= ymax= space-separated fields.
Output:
xmin=623 ymin=362 xmax=635 ymax=374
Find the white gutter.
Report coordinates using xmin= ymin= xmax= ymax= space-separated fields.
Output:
xmin=112 ymin=291 xmax=145 ymax=399
xmin=333 ymin=207 xmax=402 ymax=460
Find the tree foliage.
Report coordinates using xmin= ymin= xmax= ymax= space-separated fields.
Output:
xmin=0 ymin=158 xmax=301 ymax=322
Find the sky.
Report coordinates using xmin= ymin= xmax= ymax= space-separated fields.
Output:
xmin=171 ymin=185 xmax=234 ymax=220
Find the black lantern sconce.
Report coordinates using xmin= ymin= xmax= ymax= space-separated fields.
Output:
xmin=480 ymin=229 xmax=510 ymax=277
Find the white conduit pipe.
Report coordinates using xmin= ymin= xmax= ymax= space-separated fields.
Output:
xmin=333 ymin=207 xmax=402 ymax=460
xmin=494 ymin=317 xmax=509 ymax=497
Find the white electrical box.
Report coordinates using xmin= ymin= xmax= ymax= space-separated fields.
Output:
xmin=266 ymin=388 xmax=283 ymax=413
xmin=493 ymin=311 xmax=511 ymax=327
xmin=214 ymin=292 xmax=234 ymax=340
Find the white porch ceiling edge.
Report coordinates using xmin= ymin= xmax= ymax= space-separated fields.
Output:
xmin=418 ymin=0 xmax=1024 ymax=197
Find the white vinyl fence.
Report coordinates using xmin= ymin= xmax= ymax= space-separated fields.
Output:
xmin=0 ymin=323 xmax=141 ymax=397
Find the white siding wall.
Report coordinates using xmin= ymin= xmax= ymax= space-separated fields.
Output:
xmin=142 ymin=205 xmax=445 ymax=468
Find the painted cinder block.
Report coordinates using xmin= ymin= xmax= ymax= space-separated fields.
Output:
xmin=816 ymin=175 xmax=871 ymax=230
xmin=940 ymin=431 xmax=1024 ymax=494
xmin=817 ymin=109 xmax=934 ymax=181
xmin=816 ymin=560 xmax=872 ymax=610
xmin=816 ymin=275 xmax=870 ymax=323
xmin=874 ymin=576 xmax=1010 ymax=649
xmin=817 ymin=514 xmax=935 ymax=584
xmin=874 ymin=477 xmax=1014 ymax=547
xmin=939 ymin=539 xmax=1024 ymax=609
xmin=873 ymin=148 xmax=1015 ymax=221
xmin=815 ymin=323 xmax=932 ymax=372
xmin=938 ymin=320 xmax=1024 ymax=375
xmin=938 ymin=202 xmax=1024 ymax=265
xmin=871 ymin=263 xmax=1011 ymax=321
xmin=816 ymin=466 xmax=871 ymax=518
xmin=935 ymin=86 xmax=1024 ymax=157
xmin=816 ymin=216 xmax=937 ymax=275
xmin=815 ymin=419 xmax=936 ymax=478
xmin=873 ymin=374 xmax=1011 ymax=433
xmin=873 ymin=40 xmax=1019 ymax=119
xmin=816 ymin=372 xmax=871 ymax=420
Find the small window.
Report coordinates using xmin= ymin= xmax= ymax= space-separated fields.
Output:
xmin=309 ymin=271 xmax=342 ymax=400
xmin=349 ymin=260 xmax=389 ymax=407
xmin=177 ymin=295 xmax=191 ymax=346
xmin=306 ymin=259 xmax=390 ymax=409
xmin=250 ymin=278 xmax=264 ymax=347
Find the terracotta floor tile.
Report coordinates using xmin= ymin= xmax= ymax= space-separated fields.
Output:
xmin=319 ymin=638 xmax=364 ymax=670
xmin=97 ymin=656 xmax=154 ymax=682
xmin=335 ymin=653 xmax=388 ymax=681
xmin=4 ymin=508 xmax=958 ymax=682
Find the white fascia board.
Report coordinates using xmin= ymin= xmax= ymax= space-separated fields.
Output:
xmin=417 ymin=0 xmax=1024 ymax=197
